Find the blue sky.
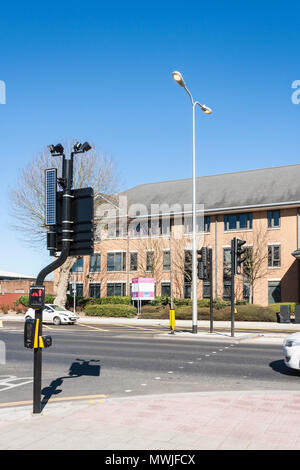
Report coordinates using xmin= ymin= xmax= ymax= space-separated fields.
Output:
xmin=0 ymin=0 xmax=299 ymax=277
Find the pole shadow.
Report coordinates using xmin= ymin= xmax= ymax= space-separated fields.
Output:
xmin=41 ymin=359 xmax=101 ymax=410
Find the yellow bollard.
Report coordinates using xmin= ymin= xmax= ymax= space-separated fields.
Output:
xmin=169 ymin=309 xmax=175 ymax=334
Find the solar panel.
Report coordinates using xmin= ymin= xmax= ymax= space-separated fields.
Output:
xmin=45 ymin=168 xmax=57 ymax=225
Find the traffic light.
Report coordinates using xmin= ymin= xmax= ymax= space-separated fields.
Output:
xmin=29 ymin=286 xmax=45 ymax=309
xmin=24 ymin=318 xmax=36 ymax=349
xmin=24 ymin=318 xmax=52 ymax=349
xmin=234 ymin=238 xmax=246 ymax=275
xmin=197 ymin=247 xmax=209 ymax=280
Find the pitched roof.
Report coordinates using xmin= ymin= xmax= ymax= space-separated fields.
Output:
xmin=121 ymin=164 xmax=300 ymax=214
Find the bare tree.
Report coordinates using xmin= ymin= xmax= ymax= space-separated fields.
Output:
xmin=9 ymin=141 xmax=119 ymax=305
xmin=242 ymin=228 xmax=269 ymax=303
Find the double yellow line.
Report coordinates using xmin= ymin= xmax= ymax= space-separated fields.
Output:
xmin=0 ymin=394 xmax=108 ymax=408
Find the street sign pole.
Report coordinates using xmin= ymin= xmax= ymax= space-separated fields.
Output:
xmin=231 ymin=238 xmax=235 ymax=338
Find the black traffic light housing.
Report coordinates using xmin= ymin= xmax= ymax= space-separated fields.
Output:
xmin=24 ymin=318 xmax=36 ymax=349
xmin=197 ymin=247 xmax=209 ymax=280
xmin=29 ymin=286 xmax=45 ymax=309
xmin=234 ymin=237 xmax=246 ymax=275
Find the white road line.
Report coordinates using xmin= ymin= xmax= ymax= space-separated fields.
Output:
xmin=0 ymin=375 xmax=33 ymax=392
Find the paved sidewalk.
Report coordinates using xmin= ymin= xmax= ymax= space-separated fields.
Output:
xmin=1 ymin=390 xmax=300 ymax=450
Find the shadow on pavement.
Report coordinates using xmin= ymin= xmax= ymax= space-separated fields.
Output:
xmin=269 ymin=359 xmax=300 ymax=377
xmin=41 ymin=359 xmax=101 ymax=410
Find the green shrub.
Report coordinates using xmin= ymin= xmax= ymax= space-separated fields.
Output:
xmin=84 ymin=303 xmax=137 ymax=317
xmin=140 ymin=304 xmax=277 ymax=322
xmin=149 ymin=296 xmax=170 ymax=306
xmin=100 ymin=296 xmax=132 ymax=305
xmin=173 ymin=298 xmax=192 ymax=307
xmin=270 ymin=303 xmax=296 ymax=314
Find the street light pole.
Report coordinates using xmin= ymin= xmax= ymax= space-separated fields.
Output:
xmin=172 ymin=71 xmax=212 ymax=334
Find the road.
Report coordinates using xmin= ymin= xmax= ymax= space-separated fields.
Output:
xmin=0 ymin=320 xmax=299 ymax=408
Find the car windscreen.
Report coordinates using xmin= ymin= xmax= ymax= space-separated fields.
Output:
xmin=49 ymin=305 xmax=69 ymax=312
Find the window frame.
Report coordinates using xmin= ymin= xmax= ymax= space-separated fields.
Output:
xmin=224 ymin=212 xmax=253 ymax=232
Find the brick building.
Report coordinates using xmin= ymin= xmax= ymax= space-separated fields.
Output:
xmin=55 ymin=164 xmax=300 ymax=306
xmin=0 ymin=271 xmax=54 ymax=309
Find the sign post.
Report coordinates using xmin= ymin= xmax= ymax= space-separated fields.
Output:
xmin=131 ymin=278 xmax=155 ymax=315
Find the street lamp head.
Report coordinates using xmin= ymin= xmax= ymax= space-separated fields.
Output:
xmin=172 ymin=70 xmax=186 ymax=88
xmin=73 ymin=141 xmax=92 ymax=154
xmin=201 ymin=104 xmax=212 ymax=114
xmin=48 ymin=143 xmax=64 ymax=155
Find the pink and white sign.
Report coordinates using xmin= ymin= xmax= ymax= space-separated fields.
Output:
xmin=131 ymin=277 xmax=155 ymax=300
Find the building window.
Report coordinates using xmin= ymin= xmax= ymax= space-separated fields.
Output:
xmin=184 ymin=282 xmax=191 ymax=299
xmin=69 ymin=283 xmax=83 ymax=297
xmin=89 ymin=283 xmax=101 ymax=299
xmin=161 ymin=282 xmax=171 ymax=297
xmin=243 ymin=282 xmax=250 ymax=302
xmin=107 ymin=282 xmax=126 ymax=297
xmin=146 ymin=251 xmax=154 ymax=272
xmin=72 ymin=257 xmax=83 ymax=273
xmin=107 ymin=252 xmax=126 ymax=272
xmin=130 ymin=252 xmax=138 ymax=271
xmin=163 ymin=250 xmax=171 ymax=271
xmin=268 ymin=281 xmax=281 ymax=304
xmin=184 ymin=215 xmax=210 ymax=234
xmin=268 ymin=210 xmax=280 ymax=228
xmin=90 ymin=254 xmax=101 ymax=272
xmin=224 ymin=213 xmax=252 ymax=231
xmin=268 ymin=245 xmax=281 ymax=267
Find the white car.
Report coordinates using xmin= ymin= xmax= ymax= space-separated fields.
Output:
xmin=25 ymin=304 xmax=78 ymax=325
xmin=283 ymin=332 xmax=300 ymax=370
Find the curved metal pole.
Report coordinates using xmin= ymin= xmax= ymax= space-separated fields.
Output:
xmin=36 ymin=246 xmax=70 ymax=286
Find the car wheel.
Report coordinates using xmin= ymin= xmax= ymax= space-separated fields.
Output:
xmin=53 ymin=316 xmax=61 ymax=326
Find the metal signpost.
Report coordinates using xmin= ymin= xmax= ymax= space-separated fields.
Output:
xmin=24 ymin=142 xmax=94 ymax=414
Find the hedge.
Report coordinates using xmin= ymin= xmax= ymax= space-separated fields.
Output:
xmin=140 ymin=304 xmax=277 ymax=322
xmin=99 ymin=296 xmax=132 ymax=305
xmin=270 ymin=303 xmax=296 ymax=314
xmin=84 ymin=304 xmax=137 ymax=317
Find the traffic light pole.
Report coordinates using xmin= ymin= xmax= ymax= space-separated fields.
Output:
xmin=231 ymin=238 xmax=235 ymax=338
xmin=209 ymin=248 xmax=213 ymax=334
xmin=32 ymin=153 xmax=73 ymax=414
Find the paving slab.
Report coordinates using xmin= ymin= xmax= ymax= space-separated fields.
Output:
xmin=1 ymin=390 xmax=300 ymax=450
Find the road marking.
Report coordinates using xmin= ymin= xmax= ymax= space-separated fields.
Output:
xmin=0 ymin=375 xmax=33 ymax=392
xmin=0 ymin=394 xmax=108 ymax=408
xmin=78 ymin=324 xmax=108 ymax=332
xmin=43 ymin=325 xmax=53 ymax=330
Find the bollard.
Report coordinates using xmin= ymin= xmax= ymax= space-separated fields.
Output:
xmin=169 ymin=309 xmax=175 ymax=335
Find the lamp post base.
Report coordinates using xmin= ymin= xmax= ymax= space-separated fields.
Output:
xmin=192 ymin=325 xmax=198 ymax=334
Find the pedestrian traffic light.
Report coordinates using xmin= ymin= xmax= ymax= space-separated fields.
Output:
xmin=29 ymin=286 xmax=45 ymax=309
xmin=24 ymin=318 xmax=36 ymax=349
xmin=234 ymin=238 xmax=246 ymax=275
